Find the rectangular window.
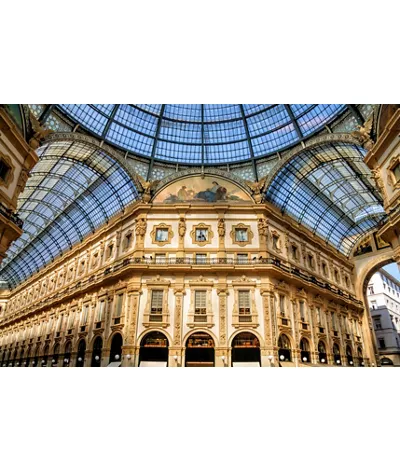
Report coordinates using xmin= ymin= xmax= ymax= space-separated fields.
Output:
xmin=279 ymin=294 xmax=285 ymax=316
xmin=316 ymin=306 xmax=321 ymax=324
xmin=150 ymin=290 xmax=163 ymax=321
xmin=196 ymin=253 xmax=207 ymax=264
xmin=393 ymin=163 xmax=400 ymax=181
xmin=68 ymin=311 xmax=75 ymax=329
xmin=235 ymin=228 xmax=248 ymax=242
xmin=155 ymin=228 xmax=169 ymax=242
xmin=378 ymin=338 xmax=386 ymax=349
xmin=238 ymin=290 xmax=251 ymax=317
xmin=374 ymin=319 xmax=382 ymax=329
xmin=0 ymin=159 xmax=11 ymax=182
xmin=331 ymin=312 xmax=336 ymax=330
xmin=97 ymin=300 xmax=105 ymax=322
xmin=82 ymin=305 xmax=89 ymax=324
xmin=291 ymin=244 xmax=298 ymax=260
xmin=195 ymin=228 xmax=208 ymax=242
xmin=115 ymin=294 xmax=124 ymax=318
xmin=299 ymin=301 xmax=305 ymax=321
xmin=194 ymin=291 xmax=207 ymax=321
xmin=155 ymin=253 xmax=166 ymax=264
xmin=237 ymin=253 xmax=248 ymax=264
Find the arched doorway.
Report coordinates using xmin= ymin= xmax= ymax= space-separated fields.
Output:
xmin=278 ymin=334 xmax=292 ymax=362
xmin=52 ymin=343 xmax=60 ymax=367
xmin=300 ymin=338 xmax=311 ymax=363
xmin=42 ymin=344 xmax=49 ymax=367
xmin=381 ymin=357 xmax=394 ymax=366
xmin=333 ymin=343 xmax=341 ymax=365
xmin=357 ymin=346 xmax=364 ymax=367
xmin=64 ymin=341 xmax=72 ymax=367
xmin=318 ymin=341 xmax=327 ymax=364
xmin=76 ymin=339 xmax=86 ymax=367
xmin=91 ymin=337 xmax=103 ymax=367
xmin=346 ymin=345 xmax=354 ymax=366
xmin=231 ymin=332 xmax=261 ymax=367
xmin=109 ymin=333 xmax=123 ymax=366
xmin=139 ymin=332 xmax=169 ymax=367
xmin=185 ymin=332 xmax=215 ymax=367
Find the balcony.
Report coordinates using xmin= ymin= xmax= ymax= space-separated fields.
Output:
xmin=232 ymin=314 xmax=258 ymax=328
xmin=187 ymin=314 xmax=214 ymax=328
xmin=143 ymin=312 xmax=169 ymax=328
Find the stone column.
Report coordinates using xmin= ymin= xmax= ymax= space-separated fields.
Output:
xmin=217 ymin=281 xmax=228 ymax=366
xmin=171 ymin=278 xmax=185 ymax=366
xmin=261 ymin=281 xmax=277 ymax=366
xmin=123 ymin=281 xmax=141 ymax=367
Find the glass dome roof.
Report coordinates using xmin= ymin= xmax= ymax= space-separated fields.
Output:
xmin=58 ymin=104 xmax=347 ymax=164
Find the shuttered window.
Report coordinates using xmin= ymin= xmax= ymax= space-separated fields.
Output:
xmin=238 ymin=291 xmax=251 ymax=315
xmin=195 ymin=291 xmax=207 ymax=315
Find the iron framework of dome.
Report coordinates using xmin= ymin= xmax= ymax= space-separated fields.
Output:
xmin=58 ymin=104 xmax=347 ymax=164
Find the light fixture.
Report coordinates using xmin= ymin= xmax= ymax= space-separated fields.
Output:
xmin=78 ymin=357 xmax=82 ymax=362
xmin=2 ymin=364 xmax=5 ymax=367
xmin=32 ymin=361 xmax=36 ymax=365
xmin=268 ymin=355 xmax=274 ymax=361
xmin=52 ymin=359 xmax=55 ymax=363
xmin=361 ymin=361 xmax=364 ymax=366
xmin=115 ymin=354 xmax=120 ymax=360
xmin=126 ymin=354 xmax=131 ymax=360
xmin=23 ymin=362 xmax=26 ymax=366
xmin=42 ymin=359 xmax=45 ymax=364
xmin=302 ymin=357 xmax=307 ymax=362
xmin=221 ymin=355 xmax=225 ymax=363
xmin=321 ymin=358 xmax=326 ymax=363
xmin=372 ymin=363 xmax=375 ymax=367
xmin=64 ymin=358 xmax=69 ymax=363
xmin=95 ymin=356 xmax=100 ymax=361
xmin=336 ymin=359 xmax=341 ymax=364
xmin=279 ymin=355 xmax=285 ymax=361
xmin=16 ymin=362 xmax=19 ymax=366
xmin=349 ymin=361 xmax=353 ymax=365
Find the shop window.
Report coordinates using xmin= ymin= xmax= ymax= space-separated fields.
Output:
xmin=318 ymin=341 xmax=327 ymax=364
xmin=333 ymin=343 xmax=341 ymax=365
xmin=300 ymin=338 xmax=310 ymax=363
xmin=278 ymin=334 xmax=292 ymax=362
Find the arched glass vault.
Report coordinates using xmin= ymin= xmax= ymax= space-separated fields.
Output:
xmin=58 ymin=104 xmax=347 ymax=164
xmin=0 ymin=141 xmax=139 ymax=288
xmin=264 ymin=142 xmax=386 ymax=255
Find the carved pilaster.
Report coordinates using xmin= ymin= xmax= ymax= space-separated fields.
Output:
xmin=217 ymin=284 xmax=228 ymax=346
xmin=173 ymin=284 xmax=185 ymax=347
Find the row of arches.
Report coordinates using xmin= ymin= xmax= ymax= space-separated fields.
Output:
xmin=0 ymin=331 xmax=365 ymax=367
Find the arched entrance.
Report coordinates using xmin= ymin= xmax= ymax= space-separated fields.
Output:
xmin=109 ymin=333 xmax=123 ymax=366
xmin=185 ymin=332 xmax=215 ymax=367
xmin=64 ymin=341 xmax=72 ymax=367
xmin=381 ymin=357 xmax=394 ymax=366
xmin=333 ymin=343 xmax=341 ymax=365
xmin=300 ymin=338 xmax=311 ymax=363
xmin=278 ymin=334 xmax=292 ymax=362
xmin=42 ymin=344 xmax=49 ymax=367
xmin=52 ymin=343 xmax=60 ymax=367
xmin=346 ymin=345 xmax=354 ymax=366
xmin=231 ymin=332 xmax=261 ymax=367
xmin=76 ymin=339 xmax=86 ymax=367
xmin=357 ymin=346 xmax=364 ymax=367
xmin=318 ymin=341 xmax=327 ymax=364
xmin=139 ymin=332 xmax=169 ymax=367
xmin=91 ymin=336 xmax=103 ymax=367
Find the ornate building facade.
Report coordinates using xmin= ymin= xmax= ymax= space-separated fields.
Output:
xmin=0 ymin=104 xmax=399 ymax=367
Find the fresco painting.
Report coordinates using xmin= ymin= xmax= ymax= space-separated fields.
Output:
xmin=153 ymin=176 xmax=251 ymax=203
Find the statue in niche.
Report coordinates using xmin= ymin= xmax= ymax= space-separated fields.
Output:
xmin=218 ymin=218 xmax=225 ymax=237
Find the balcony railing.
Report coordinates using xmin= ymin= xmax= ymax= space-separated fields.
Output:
xmin=1 ymin=255 xmax=363 ymax=326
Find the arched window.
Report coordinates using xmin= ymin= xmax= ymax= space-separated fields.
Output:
xmin=139 ymin=332 xmax=169 ymax=366
xmin=318 ymin=341 xmax=327 ymax=364
xmin=333 ymin=343 xmax=341 ymax=365
xmin=300 ymin=338 xmax=310 ymax=363
xmin=231 ymin=332 xmax=261 ymax=366
xmin=91 ymin=336 xmax=103 ymax=367
xmin=278 ymin=334 xmax=292 ymax=362
xmin=76 ymin=339 xmax=86 ymax=367
xmin=109 ymin=333 xmax=123 ymax=365
xmin=346 ymin=345 xmax=354 ymax=366
xmin=64 ymin=341 xmax=72 ymax=367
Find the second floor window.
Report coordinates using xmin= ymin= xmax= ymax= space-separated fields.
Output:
xmin=238 ymin=291 xmax=251 ymax=315
xmin=195 ymin=291 xmax=207 ymax=316
xmin=279 ymin=294 xmax=286 ymax=316
xmin=115 ymin=294 xmax=124 ymax=318
xmin=97 ymin=300 xmax=105 ymax=322
xmin=151 ymin=290 xmax=163 ymax=317
xmin=81 ymin=305 xmax=89 ymax=325
xmin=299 ymin=301 xmax=306 ymax=321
